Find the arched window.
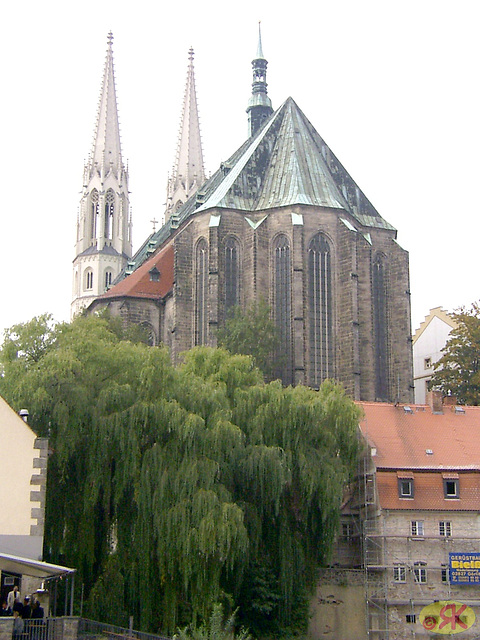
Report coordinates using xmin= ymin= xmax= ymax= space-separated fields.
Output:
xmin=373 ymin=254 xmax=389 ymax=400
xmin=140 ymin=322 xmax=156 ymax=347
xmin=104 ymin=270 xmax=112 ymax=290
xmin=105 ymin=189 xmax=114 ymax=240
xmin=225 ymin=236 xmax=240 ymax=315
xmin=84 ymin=269 xmax=94 ymax=291
xmin=308 ymin=233 xmax=333 ymax=387
xmin=274 ymin=235 xmax=292 ymax=384
xmin=90 ymin=189 xmax=99 ymax=241
xmin=195 ymin=238 xmax=208 ymax=346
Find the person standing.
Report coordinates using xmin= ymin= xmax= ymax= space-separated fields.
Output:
xmin=7 ymin=586 xmax=20 ymax=615
xmin=12 ymin=610 xmax=24 ymax=639
xmin=21 ymin=597 xmax=31 ymax=619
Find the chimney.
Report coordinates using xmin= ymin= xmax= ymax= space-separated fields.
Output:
xmin=426 ymin=390 xmax=443 ymax=414
xmin=443 ymin=394 xmax=458 ymax=406
xmin=18 ymin=409 xmax=29 ymax=422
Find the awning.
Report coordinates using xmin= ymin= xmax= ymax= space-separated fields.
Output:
xmin=0 ymin=552 xmax=75 ymax=579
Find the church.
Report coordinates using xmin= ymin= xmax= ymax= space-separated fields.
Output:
xmin=73 ymin=30 xmax=414 ymax=403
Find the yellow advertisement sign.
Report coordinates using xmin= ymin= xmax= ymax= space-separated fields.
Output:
xmin=420 ymin=601 xmax=475 ymax=634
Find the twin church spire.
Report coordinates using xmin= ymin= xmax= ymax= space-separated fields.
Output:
xmin=71 ymin=32 xmax=131 ymax=318
xmin=87 ymin=32 xmax=125 ymax=181
xmin=72 ymin=29 xmax=272 ymax=315
xmin=165 ymin=48 xmax=206 ymax=222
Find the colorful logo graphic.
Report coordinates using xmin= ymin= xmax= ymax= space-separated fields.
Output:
xmin=419 ymin=601 xmax=475 ymax=634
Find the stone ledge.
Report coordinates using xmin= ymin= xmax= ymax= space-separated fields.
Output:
xmin=34 ymin=437 xmax=49 ymax=451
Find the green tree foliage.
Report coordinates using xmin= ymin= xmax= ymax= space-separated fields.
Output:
xmin=430 ymin=302 xmax=480 ymax=405
xmin=0 ymin=315 xmax=361 ymax=636
xmin=175 ymin=603 xmax=252 ymax=640
xmin=216 ymin=300 xmax=280 ymax=379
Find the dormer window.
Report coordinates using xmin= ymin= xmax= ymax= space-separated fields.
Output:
xmin=398 ymin=478 xmax=414 ymax=498
xmin=149 ymin=266 xmax=160 ymax=282
xmin=443 ymin=477 xmax=459 ymax=499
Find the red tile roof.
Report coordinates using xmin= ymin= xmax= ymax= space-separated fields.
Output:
xmin=358 ymin=402 xmax=480 ymax=511
xmin=102 ymin=243 xmax=174 ymax=300
xmin=358 ymin=402 xmax=480 ymax=471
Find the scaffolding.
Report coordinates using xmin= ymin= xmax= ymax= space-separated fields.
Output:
xmin=359 ymin=451 xmax=480 ymax=639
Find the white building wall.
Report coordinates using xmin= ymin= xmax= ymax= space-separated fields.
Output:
xmin=413 ymin=312 xmax=456 ymax=404
xmin=0 ymin=397 xmax=46 ymax=560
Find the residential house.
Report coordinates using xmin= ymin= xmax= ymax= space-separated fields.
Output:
xmin=413 ymin=307 xmax=456 ymax=404
xmin=358 ymin=393 xmax=480 ymax=639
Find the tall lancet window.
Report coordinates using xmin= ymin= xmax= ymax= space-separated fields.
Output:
xmin=308 ymin=233 xmax=333 ymax=387
xmin=274 ymin=235 xmax=292 ymax=384
xmin=195 ymin=238 xmax=208 ymax=346
xmin=105 ymin=189 xmax=115 ymax=240
xmin=90 ymin=189 xmax=99 ymax=241
xmin=225 ymin=236 xmax=240 ymax=315
xmin=373 ymin=253 xmax=389 ymax=400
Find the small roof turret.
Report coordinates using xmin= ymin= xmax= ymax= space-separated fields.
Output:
xmin=246 ymin=23 xmax=273 ymax=137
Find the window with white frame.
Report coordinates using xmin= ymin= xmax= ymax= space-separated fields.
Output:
xmin=414 ymin=562 xmax=427 ymax=583
xmin=439 ymin=521 xmax=452 ymax=537
xmin=411 ymin=520 xmax=424 ymax=537
xmin=442 ymin=565 xmax=449 ymax=583
xmin=393 ymin=566 xmax=406 ymax=582
xmin=406 ymin=614 xmax=417 ymax=623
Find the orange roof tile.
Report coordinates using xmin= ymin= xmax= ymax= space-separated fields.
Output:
xmin=102 ymin=243 xmax=174 ymax=300
xmin=377 ymin=470 xmax=480 ymax=511
xmin=358 ymin=402 xmax=480 ymax=471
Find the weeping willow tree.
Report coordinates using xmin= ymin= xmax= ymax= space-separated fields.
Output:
xmin=0 ymin=315 xmax=361 ymax=637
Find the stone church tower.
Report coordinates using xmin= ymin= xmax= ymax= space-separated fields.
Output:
xmin=89 ymin=32 xmax=414 ymax=403
xmin=71 ymin=33 xmax=132 ymax=317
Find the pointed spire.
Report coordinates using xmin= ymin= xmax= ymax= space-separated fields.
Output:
xmin=165 ymin=48 xmax=206 ymax=221
xmin=89 ymin=32 xmax=124 ymax=177
xmin=256 ymin=21 xmax=265 ymax=59
xmin=246 ymin=23 xmax=273 ymax=137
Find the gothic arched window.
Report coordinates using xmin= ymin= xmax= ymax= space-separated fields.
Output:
xmin=84 ymin=269 xmax=94 ymax=291
xmin=225 ymin=236 xmax=240 ymax=315
xmin=195 ymin=238 xmax=208 ymax=346
xmin=140 ymin=322 xmax=156 ymax=347
xmin=105 ymin=189 xmax=115 ymax=240
xmin=373 ymin=253 xmax=389 ymax=400
xmin=308 ymin=233 xmax=333 ymax=387
xmin=274 ymin=235 xmax=292 ymax=384
xmin=104 ymin=269 xmax=112 ymax=290
xmin=90 ymin=189 xmax=99 ymax=241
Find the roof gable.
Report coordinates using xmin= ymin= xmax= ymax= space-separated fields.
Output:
xmin=196 ymin=98 xmax=394 ymax=231
xmin=413 ymin=306 xmax=457 ymax=344
xmin=114 ymin=96 xmax=397 ymax=281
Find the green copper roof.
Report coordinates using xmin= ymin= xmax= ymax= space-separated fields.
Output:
xmin=197 ymin=97 xmax=394 ymax=230
xmin=115 ymin=97 xmax=395 ymax=282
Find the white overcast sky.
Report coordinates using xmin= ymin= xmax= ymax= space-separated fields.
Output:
xmin=0 ymin=0 xmax=479 ymax=339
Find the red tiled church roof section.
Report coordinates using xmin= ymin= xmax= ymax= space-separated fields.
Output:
xmin=358 ymin=402 xmax=480 ymax=470
xmin=376 ymin=470 xmax=480 ymax=510
xmin=103 ymin=243 xmax=174 ymax=300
